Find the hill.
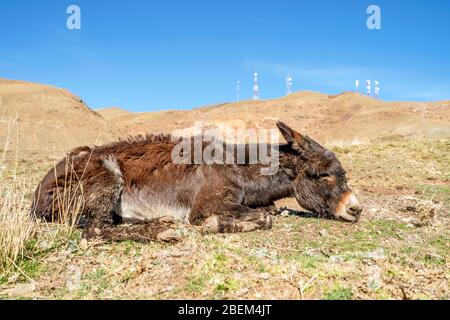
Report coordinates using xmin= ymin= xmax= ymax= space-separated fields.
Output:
xmin=1 ymin=78 xmax=449 ymax=152
xmin=102 ymin=91 xmax=450 ymax=145
xmin=0 ymin=78 xmax=121 ymax=152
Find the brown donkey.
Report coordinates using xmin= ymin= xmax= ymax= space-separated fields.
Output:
xmin=31 ymin=122 xmax=362 ymax=243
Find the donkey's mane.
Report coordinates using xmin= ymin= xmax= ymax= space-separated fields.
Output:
xmin=89 ymin=132 xmax=289 ymax=156
xmin=122 ymin=133 xmax=173 ymax=144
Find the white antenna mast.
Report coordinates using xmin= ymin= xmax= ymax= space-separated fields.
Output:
xmin=374 ymin=80 xmax=380 ymax=98
xmin=366 ymin=80 xmax=372 ymax=96
xmin=236 ymin=80 xmax=241 ymax=102
xmin=253 ymin=72 xmax=260 ymax=100
xmin=286 ymin=74 xmax=293 ymax=95
xmin=355 ymin=80 xmax=360 ymax=92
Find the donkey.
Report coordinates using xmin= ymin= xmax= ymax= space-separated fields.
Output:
xmin=31 ymin=122 xmax=362 ymax=243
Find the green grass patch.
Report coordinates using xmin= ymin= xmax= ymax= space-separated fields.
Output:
xmin=214 ymin=279 xmax=239 ymax=293
xmin=426 ymin=235 xmax=450 ymax=253
xmin=363 ymin=220 xmax=408 ymax=238
xmin=17 ymin=258 xmax=46 ymax=280
xmin=186 ymin=275 xmax=207 ymax=293
xmin=423 ymin=254 xmax=446 ymax=266
xmin=415 ymin=184 xmax=450 ymax=202
xmin=325 ymin=286 xmax=353 ymax=300
xmin=289 ymin=254 xmax=324 ymax=269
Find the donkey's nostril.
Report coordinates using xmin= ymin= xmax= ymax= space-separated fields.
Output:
xmin=347 ymin=205 xmax=362 ymax=216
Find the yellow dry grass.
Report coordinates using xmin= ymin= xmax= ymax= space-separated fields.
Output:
xmin=0 ymin=118 xmax=35 ymax=272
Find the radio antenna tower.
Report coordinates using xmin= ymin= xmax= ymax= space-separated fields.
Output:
xmin=355 ymin=80 xmax=360 ymax=92
xmin=253 ymin=72 xmax=260 ymax=100
xmin=236 ymin=80 xmax=241 ymax=102
xmin=366 ymin=80 xmax=372 ymax=96
xmin=374 ymin=80 xmax=380 ymax=98
xmin=286 ymin=74 xmax=293 ymax=95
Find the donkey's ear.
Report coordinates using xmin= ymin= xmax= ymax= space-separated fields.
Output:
xmin=276 ymin=121 xmax=307 ymax=151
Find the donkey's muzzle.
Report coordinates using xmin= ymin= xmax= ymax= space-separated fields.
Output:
xmin=347 ymin=204 xmax=363 ymax=220
xmin=335 ymin=191 xmax=362 ymax=222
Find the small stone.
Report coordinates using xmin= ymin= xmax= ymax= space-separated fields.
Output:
xmin=365 ymin=248 xmax=385 ymax=261
xmin=168 ymin=251 xmax=184 ymax=258
xmin=159 ymin=285 xmax=176 ymax=294
xmin=425 ymin=253 xmax=444 ymax=262
xmin=79 ymin=239 xmax=88 ymax=251
xmin=319 ymin=229 xmax=329 ymax=237
xmin=411 ymin=261 xmax=423 ymax=270
xmin=329 ymin=255 xmax=344 ymax=263
xmin=157 ymin=228 xmax=180 ymax=242
xmin=4 ymin=283 xmax=36 ymax=297
xmin=252 ymin=248 xmax=269 ymax=259
xmin=38 ymin=240 xmax=52 ymax=251
xmin=258 ymin=273 xmax=270 ymax=280
xmin=305 ymin=248 xmax=320 ymax=257
xmin=236 ymin=288 xmax=249 ymax=297
xmin=280 ymin=210 xmax=290 ymax=217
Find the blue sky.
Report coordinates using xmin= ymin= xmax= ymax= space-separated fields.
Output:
xmin=1 ymin=0 xmax=449 ymax=111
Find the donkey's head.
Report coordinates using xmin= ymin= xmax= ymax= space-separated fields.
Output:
xmin=277 ymin=122 xmax=362 ymax=222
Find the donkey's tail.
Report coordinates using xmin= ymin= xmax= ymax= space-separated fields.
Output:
xmin=30 ymin=147 xmax=92 ymax=223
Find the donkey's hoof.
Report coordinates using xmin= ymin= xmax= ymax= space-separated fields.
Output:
xmin=158 ymin=216 xmax=176 ymax=225
xmin=263 ymin=213 xmax=273 ymax=229
xmin=201 ymin=216 xmax=220 ymax=234
xmin=156 ymin=228 xmax=180 ymax=242
xmin=272 ymin=207 xmax=287 ymax=216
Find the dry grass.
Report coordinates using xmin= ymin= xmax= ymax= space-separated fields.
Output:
xmin=0 ymin=117 xmax=84 ymax=280
xmin=0 ymin=179 xmax=36 ymax=273
xmin=0 ymin=119 xmax=35 ymax=272
xmin=45 ymin=156 xmax=85 ymax=233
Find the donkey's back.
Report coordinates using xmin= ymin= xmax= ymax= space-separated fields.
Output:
xmin=32 ymin=133 xmax=272 ymax=242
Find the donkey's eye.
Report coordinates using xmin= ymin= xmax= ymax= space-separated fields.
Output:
xmin=319 ymin=173 xmax=335 ymax=182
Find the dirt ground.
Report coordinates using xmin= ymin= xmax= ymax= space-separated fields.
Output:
xmin=0 ymin=137 xmax=448 ymax=300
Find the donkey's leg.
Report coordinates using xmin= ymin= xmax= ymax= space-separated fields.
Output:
xmin=188 ymin=183 xmax=273 ymax=234
xmin=85 ymin=217 xmax=179 ymax=243
xmin=81 ymin=157 xmax=178 ymax=243
xmin=202 ymin=206 xmax=272 ymax=234
xmin=190 ymin=197 xmax=273 ymax=234
xmin=255 ymin=204 xmax=278 ymax=214
xmin=81 ymin=182 xmax=178 ymax=243
xmin=82 ymin=197 xmax=179 ymax=243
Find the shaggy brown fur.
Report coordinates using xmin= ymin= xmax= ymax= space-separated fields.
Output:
xmin=31 ymin=122 xmax=362 ymax=243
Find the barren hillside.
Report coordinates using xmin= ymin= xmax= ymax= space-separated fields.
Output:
xmin=0 ymin=78 xmax=121 ymax=152
xmin=99 ymin=91 xmax=450 ymax=145
xmin=1 ymin=77 xmax=449 ymax=153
